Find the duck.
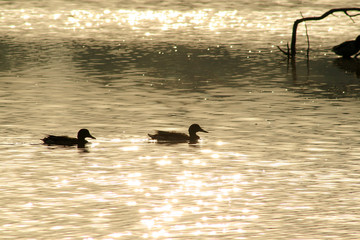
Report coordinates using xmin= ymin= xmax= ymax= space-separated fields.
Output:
xmin=148 ymin=124 xmax=208 ymax=144
xmin=332 ymin=35 xmax=360 ymax=58
xmin=42 ymin=129 xmax=96 ymax=148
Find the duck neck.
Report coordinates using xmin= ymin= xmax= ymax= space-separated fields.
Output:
xmin=77 ymin=141 xmax=87 ymax=148
xmin=189 ymin=131 xmax=199 ymax=141
xmin=77 ymin=134 xmax=88 ymax=144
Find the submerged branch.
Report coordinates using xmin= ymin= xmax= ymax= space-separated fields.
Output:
xmin=277 ymin=45 xmax=288 ymax=56
xmin=277 ymin=42 xmax=290 ymax=57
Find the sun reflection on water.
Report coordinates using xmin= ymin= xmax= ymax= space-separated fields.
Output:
xmin=128 ymin=155 xmax=258 ymax=238
xmin=61 ymin=9 xmax=237 ymax=32
xmin=2 ymin=8 xmax=283 ymax=41
xmin=121 ymin=145 xmax=139 ymax=151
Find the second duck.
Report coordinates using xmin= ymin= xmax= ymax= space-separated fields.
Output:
xmin=148 ymin=123 xmax=208 ymax=144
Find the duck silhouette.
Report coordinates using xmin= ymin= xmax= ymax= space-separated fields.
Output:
xmin=332 ymin=35 xmax=360 ymax=58
xmin=42 ymin=129 xmax=96 ymax=148
xmin=148 ymin=124 xmax=208 ymax=144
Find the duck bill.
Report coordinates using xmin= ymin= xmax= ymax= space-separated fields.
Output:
xmin=200 ymin=128 xmax=208 ymax=133
xmin=88 ymin=134 xmax=96 ymax=139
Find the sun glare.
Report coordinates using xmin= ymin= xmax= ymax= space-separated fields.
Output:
xmin=13 ymin=8 xmax=255 ymax=35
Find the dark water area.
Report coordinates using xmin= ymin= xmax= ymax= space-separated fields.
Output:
xmin=1 ymin=1 xmax=360 ymax=239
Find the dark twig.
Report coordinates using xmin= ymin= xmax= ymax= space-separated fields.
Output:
xmin=345 ymin=11 xmax=360 ymax=19
xmin=345 ymin=11 xmax=356 ymax=23
xmin=277 ymin=46 xmax=288 ymax=55
xmin=277 ymin=42 xmax=290 ymax=56
xmin=300 ymin=12 xmax=311 ymax=58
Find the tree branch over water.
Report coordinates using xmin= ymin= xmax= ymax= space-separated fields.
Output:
xmin=279 ymin=8 xmax=360 ymax=58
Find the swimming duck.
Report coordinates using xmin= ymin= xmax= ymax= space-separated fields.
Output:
xmin=148 ymin=124 xmax=208 ymax=143
xmin=42 ymin=129 xmax=95 ymax=147
xmin=332 ymin=35 xmax=360 ymax=58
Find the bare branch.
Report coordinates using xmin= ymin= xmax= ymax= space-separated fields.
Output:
xmin=289 ymin=8 xmax=360 ymax=57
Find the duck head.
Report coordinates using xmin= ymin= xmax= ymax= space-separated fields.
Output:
xmin=77 ymin=129 xmax=96 ymax=140
xmin=189 ymin=124 xmax=208 ymax=134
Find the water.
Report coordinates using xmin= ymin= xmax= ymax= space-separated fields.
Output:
xmin=1 ymin=0 xmax=360 ymax=239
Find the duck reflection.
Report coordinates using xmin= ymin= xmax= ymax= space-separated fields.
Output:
xmin=148 ymin=124 xmax=208 ymax=144
xmin=287 ymin=55 xmax=360 ymax=98
xmin=333 ymin=57 xmax=360 ymax=78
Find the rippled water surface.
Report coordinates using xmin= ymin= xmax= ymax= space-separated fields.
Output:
xmin=1 ymin=0 xmax=360 ymax=239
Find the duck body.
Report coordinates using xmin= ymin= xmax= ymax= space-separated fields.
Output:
xmin=148 ymin=131 xmax=191 ymax=143
xmin=148 ymin=124 xmax=208 ymax=144
xmin=332 ymin=35 xmax=360 ymax=58
xmin=42 ymin=129 xmax=95 ymax=147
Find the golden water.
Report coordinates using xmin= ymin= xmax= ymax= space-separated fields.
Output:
xmin=1 ymin=1 xmax=360 ymax=239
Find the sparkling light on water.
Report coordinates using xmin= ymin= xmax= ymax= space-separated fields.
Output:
xmin=1 ymin=1 xmax=360 ymax=239
xmin=0 ymin=8 xmax=284 ymax=43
